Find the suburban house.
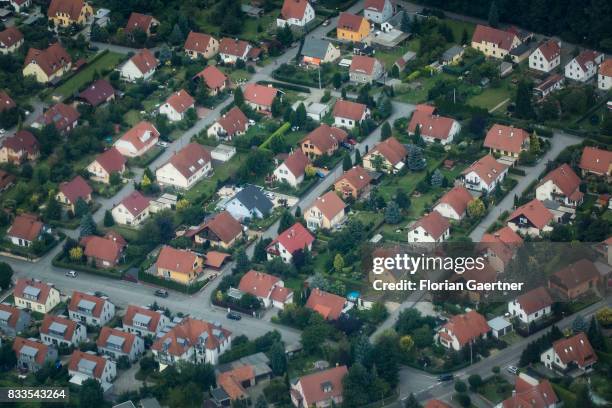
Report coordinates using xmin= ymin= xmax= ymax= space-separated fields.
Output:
xmin=273 ymin=149 xmax=311 ymax=188
xmin=462 ymin=154 xmax=509 ymax=192
xmin=114 ymin=121 xmax=159 ymax=158
xmin=483 ymin=124 xmax=530 ymax=159
xmin=441 ymin=45 xmax=465 ymax=65
xmin=579 ymin=146 xmax=612 ymax=178
xmin=87 ymin=147 xmax=126 ymax=184
xmin=305 ymin=191 xmax=347 ymax=231
xmin=216 ymin=364 xmax=257 ymax=404
xmin=301 ymin=38 xmax=341 ymax=66
xmin=159 ymin=89 xmax=195 ymax=122
xmin=536 ymin=164 xmax=583 ymax=208
xmin=38 ymin=103 xmax=80 ymax=134
xmin=207 ymin=106 xmax=249 ymax=140
xmin=300 ymin=124 xmax=347 ymax=159
xmin=244 ymin=83 xmax=278 ymax=113
xmin=508 ymin=286 xmax=553 ymax=325
xmin=407 ymin=105 xmax=461 ymax=145
xmin=332 ymin=99 xmax=369 ymax=129
xmin=219 ymin=38 xmax=252 ymax=64
xmin=10 ymin=0 xmax=31 ymax=13
xmin=438 ymin=310 xmax=490 ymax=351
xmin=185 ymin=211 xmax=244 ymax=249
xmin=499 ymin=374 xmax=559 ymax=408
xmin=408 ymin=211 xmax=451 ymax=244
xmin=266 ymin=222 xmax=315 ymax=263
xmin=598 ymin=59 xmax=612 ymax=90
xmin=507 ymin=198 xmax=554 ymax=237
xmin=548 ymin=259 xmax=600 ymax=300
xmin=0 ymin=26 xmax=24 ymax=54
xmin=349 ymin=55 xmax=384 ymax=84
xmin=479 ymin=226 xmax=523 ymax=273
xmin=68 ymin=291 xmax=115 ymax=327
xmin=152 ymin=318 xmax=232 ymax=366
xmin=40 ymin=315 xmax=86 ymax=347
xmin=125 ymin=12 xmax=159 ymax=37
xmin=564 ymin=49 xmax=604 ymax=82
xmin=471 ymin=24 xmax=521 ymax=59
xmin=541 ymin=332 xmax=597 ymax=374
xmin=68 ymin=351 xmax=116 ymax=391
xmin=47 ymin=0 xmax=93 ymax=27
xmin=119 ymin=49 xmax=158 ymax=82
xmin=78 ymin=79 xmax=115 ymax=107
xmin=225 ymin=185 xmax=273 ymax=221
xmin=363 ymin=136 xmax=407 ymax=174
xmin=0 ymin=91 xmax=16 ymax=115
xmin=111 ymin=190 xmax=151 ymax=226
xmin=306 ymin=288 xmax=348 ymax=320
xmin=534 ymin=74 xmax=565 ymax=98
xmin=290 ymin=365 xmax=348 ymax=408
xmin=0 ymin=304 xmax=31 ymax=337
xmin=336 ymin=12 xmax=370 ymax=42
xmin=433 ymin=186 xmax=474 ymax=220
xmin=97 ymin=327 xmax=145 ymax=362
xmin=238 ymin=270 xmax=294 ymax=309
xmin=334 ymin=165 xmax=372 ymax=199
xmin=155 ymin=246 xmax=203 ymax=284
xmin=80 ymin=233 xmax=125 ymax=269
xmin=194 ymin=65 xmax=229 ymax=95
xmin=277 ymin=0 xmax=315 ymax=28
xmin=156 ymin=143 xmax=212 ymax=190
xmin=184 ymin=31 xmax=219 ymax=59
xmin=122 ymin=305 xmax=170 ymax=338
xmin=13 ymin=337 xmax=57 ymax=372
xmin=22 ymin=43 xmax=72 ymax=83
xmin=0 ymin=130 xmax=39 ymax=164
xmin=364 ymin=0 xmax=394 ymax=24
xmin=56 ymin=176 xmax=92 ymax=213
xmin=6 ymin=214 xmax=47 ymax=248
xmin=529 ymin=39 xmax=561 ymax=73
xmin=14 ymin=279 xmax=60 ymax=314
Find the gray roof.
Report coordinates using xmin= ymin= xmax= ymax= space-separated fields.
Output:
xmin=78 ymin=299 xmax=96 ymax=311
xmin=49 ymin=322 xmax=67 ymax=335
xmin=442 ymin=45 xmax=464 ymax=61
xmin=211 ymin=387 xmax=230 ymax=402
xmin=509 ymin=43 xmax=531 ymax=56
xmin=112 ymin=402 xmax=136 ymax=408
xmin=107 ymin=334 xmax=125 ymax=348
xmin=133 ymin=313 xmax=152 ymax=326
xmin=0 ymin=310 xmax=12 ymax=322
xmin=301 ymin=38 xmax=332 ymax=60
xmin=20 ymin=345 xmax=39 ymax=357
xmin=233 ymin=185 xmax=273 ymax=215
xmin=139 ymin=399 xmax=162 ymax=408
xmin=23 ymin=286 xmax=40 ymax=298
xmin=78 ymin=358 xmax=97 ymax=374
xmin=487 ymin=316 xmax=512 ymax=331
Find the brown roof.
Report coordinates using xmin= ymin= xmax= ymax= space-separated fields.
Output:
xmin=40 ymin=315 xmax=77 ymax=341
xmin=2 ymin=130 xmax=38 ymax=155
xmin=47 ymin=0 xmax=87 ymax=20
xmin=151 ymin=317 xmax=231 ymax=355
xmin=295 ymin=365 xmax=348 ymax=406
xmin=408 ymin=110 xmax=457 ymax=141
xmin=551 ymin=259 xmax=600 ymax=291
xmin=368 ymin=136 xmax=407 ymax=166
xmin=507 ymin=199 xmax=553 ymax=230
xmin=68 ymin=291 xmax=107 ymax=318
xmin=302 ymin=124 xmax=348 ymax=153
xmin=238 ymin=270 xmax=280 ymax=298
xmin=78 ymin=79 xmax=115 ymax=107
xmin=440 ymin=310 xmax=490 ymax=348
xmin=165 ymin=89 xmax=195 ymax=114
xmin=536 ymin=39 xmax=560 ymax=62
xmin=218 ymin=365 xmax=255 ymax=400
xmin=281 ymin=0 xmax=310 ymax=20
xmin=480 ymin=226 xmax=523 ymax=265
xmin=219 ymin=38 xmax=251 ymax=57
xmin=244 ymin=83 xmax=278 ymax=108
xmin=579 ymin=146 xmax=612 ymax=175
xmin=83 ymin=235 xmax=122 ymax=264
xmin=202 ymin=211 xmax=243 ymax=244
xmin=539 ymin=163 xmax=583 ymax=202
xmin=310 ymin=191 xmax=346 ymax=221
xmin=128 ymin=49 xmax=158 ymax=75
xmin=332 ymin=99 xmax=367 ymax=121
xmin=337 ymin=12 xmax=365 ymax=32
xmin=125 ymin=12 xmax=156 ymax=33
xmin=68 ymin=351 xmax=107 ymax=379
xmin=215 ymin=107 xmax=249 ymax=136
xmin=534 ymin=73 xmax=564 ymax=93
xmin=552 ymin=332 xmax=597 ymax=368
xmin=59 ymin=175 xmax=91 ymax=204
xmin=8 ymin=215 xmax=43 ymax=242
xmin=118 ymin=190 xmax=150 ymax=216
xmin=0 ymin=90 xmax=15 ymax=112
xmin=462 ymin=154 xmax=509 ymax=187
xmin=156 ymin=246 xmax=201 ymax=275
xmin=436 ymin=186 xmax=473 ymax=217
xmin=270 ymin=285 xmax=293 ymax=303
xmin=306 ymin=288 xmax=345 ymax=320
xmin=97 ymin=327 xmax=136 ymax=353
xmin=515 ymin=286 xmax=553 ymax=315
xmin=164 ymin=142 xmax=211 ymax=179
xmin=0 ymin=303 xmax=22 ymax=329
xmin=42 ymin=103 xmax=80 ymax=132
xmin=93 ymin=147 xmax=126 ymax=175
xmin=600 ymin=59 xmax=612 ymax=77
xmin=195 ymin=65 xmax=227 ymax=90
xmin=281 ymin=149 xmax=311 ymax=178
xmin=350 ymin=55 xmax=379 ymax=75
xmin=24 ymin=43 xmax=71 ymax=77
xmin=364 ymin=0 xmax=387 ymax=12
xmin=268 ymin=222 xmax=315 ymax=255
xmin=13 ymin=337 xmax=49 ymax=365
xmin=184 ymin=31 xmax=215 ymax=54
xmin=117 ymin=121 xmax=159 ymax=152
xmin=0 ymin=27 xmax=23 ymax=49
xmin=484 ymin=124 xmax=530 ymax=155
xmin=411 ymin=211 xmax=450 ymax=240
xmin=204 ymin=251 xmax=230 ymax=268
xmin=472 ymin=24 xmax=517 ymax=52
xmin=123 ymin=305 xmax=163 ymax=332
xmin=502 ymin=377 xmax=558 ymax=408
xmin=336 ymin=165 xmax=372 ymax=191
xmin=574 ymin=50 xmax=603 ymax=72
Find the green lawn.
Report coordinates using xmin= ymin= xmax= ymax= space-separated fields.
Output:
xmin=395 ymin=73 xmax=454 ymax=104
xmin=441 ymin=18 xmax=476 ymax=43
xmin=123 ymin=110 xmax=141 ymax=126
xmin=183 ymin=152 xmax=246 ymax=203
xmin=376 ymin=45 xmax=415 ymax=70
xmin=478 ymin=377 xmax=513 ymax=404
xmin=467 ymin=86 xmax=512 ymax=111
xmin=377 ymin=155 xmax=445 ymax=202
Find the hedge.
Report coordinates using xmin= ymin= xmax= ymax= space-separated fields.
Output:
xmin=259 ymin=122 xmax=291 ymax=150
xmin=256 ymin=80 xmax=311 ymax=93
xmin=138 ymin=269 xmax=209 ymax=294
xmin=508 ymin=167 xmax=526 ymax=176
xmin=52 ymin=253 xmax=124 ymax=279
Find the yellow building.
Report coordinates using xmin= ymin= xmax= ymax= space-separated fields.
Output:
xmin=155 ymin=246 xmax=203 ymax=284
xmin=47 ymin=0 xmax=93 ymax=27
xmin=471 ymin=24 xmax=521 ymax=59
xmin=22 ymin=43 xmax=72 ymax=83
xmin=337 ymin=12 xmax=370 ymax=42
xmin=14 ymin=279 xmax=61 ymax=314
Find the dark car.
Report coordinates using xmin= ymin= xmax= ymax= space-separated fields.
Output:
xmin=226 ymin=311 xmax=242 ymax=320
xmin=154 ymin=289 xmax=169 ymax=298
xmin=438 ymin=374 xmax=454 ymax=382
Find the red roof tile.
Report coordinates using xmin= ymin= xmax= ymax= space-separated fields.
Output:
xmin=310 ymin=191 xmax=346 ymax=221
xmin=515 ymin=286 xmax=553 ymax=315
xmin=218 ymin=365 xmax=255 ymax=400
xmin=295 ymin=365 xmax=348 ymax=406
xmin=68 ymin=291 xmax=107 ymax=318
xmin=302 ymin=124 xmax=348 ymax=153
xmin=128 ymin=49 xmax=158 ymax=75
xmin=79 ymin=79 xmax=115 ymax=107
xmin=502 ymin=377 xmax=558 ymax=408
xmin=165 ymin=89 xmax=195 ymax=114
xmin=118 ymin=190 xmax=150 ymax=216
xmin=156 ymin=246 xmax=201 ymax=275
xmin=270 ymin=285 xmax=293 ymax=303
xmin=215 ymin=106 xmax=249 ymax=137
xmin=336 ymin=165 xmax=372 ymax=191
xmin=93 ymin=147 xmax=126 ymax=175
xmin=472 ymin=24 xmax=517 ymax=52
xmin=238 ymin=270 xmax=280 ymax=298
xmin=535 ymin=39 xmax=560 ymax=62
xmin=0 ymin=169 xmax=14 ymax=190
xmin=82 ymin=235 xmax=122 ymax=265
xmin=552 ymin=333 xmax=597 ymax=368
xmin=8 ymin=214 xmax=43 ymax=242
xmin=195 ymin=65 xmax=228 ymax=90
xmin=332 ymin=99 xmax=367 ymax=121
xmin=123 ymin=305 xmax=164 ymax=332
xmin=244 ymin=83 xmax=278 ymax=108
xmin=484 ymin=124 xmax=530 ymax=155
xmin=0 ymin=303 xmax=22 ymax=329
xmin=40 ymin=315 xmax=77 ymax=341
xmin=13 ymin=337 xmax=49 ymax=365
xmin=551 ymin=259 xmax=600 ymax=291
xmin=199 ymin=211 xmax=243 ymax=244
xmin=507 ymin=199 xmax=553 ymax=230
xmin=151 ymin=317 xmax=231 ymax=355
xmin=364 ymin=0 xmax=387 ymax=12
xmin=59 ymin=175 xmax=91 ymax=204
xmin=0 ymin=90 xmax=16 ymax=112
xmin=368 ymin=136 xmax=407 ymax=166
xmin=204 ymin=251 xmax=230 ymax=269
xmin=425 ymin=400 xmax=452 ymax=408
xmin=68 ymin=351 xmax=107 ymax=379
xmin=268 ymin=222 xmax=315 ymax=255
xmin=411 ymin=211 xmax=450 ymax=240
xmin=579 ymin=146 xmax=612 ymax=175
xmin=306 ymin=288 xmax=345 ymax=320
xmin=117 ymin=121 xmax=159 ymax=152
xmin=219 ymin=38 xmax=251 ymax=58
xmin=480 ymin=226 xmax=523 ymax=265
xmin=440 ymin=310 xmax=490 ymax=348
xmin=350 ymin=55 xmax=379 ymax=75
xmin=41 ymin=103 xmax=80 ymax=133
xmin=408 ymin=110 xmax=457 ymax=141
xmin=539 ymin=163 xmax=583 ymax=202
xmin=47 ymin=0 xmax=87 ymax=21
xmin=24 ymin=43 xmax=71 ymax=77
xmin=281 ymin=0 xmax=310 ymax=20
xmin=184 ymin=31 xmax=215 ymax=54
xmin=600 ymin=59 xmax=612 ymax=77
xmin=436 ymin=186 xmax=473 ymax=217
xmin=164 ymin=142 xmax=211 ymax=179
xmin=0 ymin=27 xmax=23 ymax=49
xmin=573 ymin=49 xmax=603 ymax=72
xmin=2 ymin=130 xmax=38 ymax=155
xmin=337 ymin=12 xmax=365 ymax=32
xmin=97 ymin=327 xmax=136 ymax=353
xmin=281 ymin=149 xmax=311 ymax=178
xmin=125 ymin=12 xmax=156 ymax=33
xmin=462 ymin=154 xmax=509 ymax=187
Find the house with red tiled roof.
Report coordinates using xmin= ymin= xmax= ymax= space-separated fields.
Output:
xmin=536 ymin=164 xmax=583 ymax=208
xmin=68 ymin=350 xmax=116 ymax=390
xmin=37 ymin=102 xmax=80 ymax=134
xmin=300 ymin=124 xmax=347 ymax=159
xmin=306 ymin=288 xmax=348 ymax=320
xmin=0 ymin=90 xmax=15 ymax=113
xmin=598 ymin=59 xmax=612 ymax=90
xmin=332 ymin=99 xmax=369 ymax=129
xmin=408 ymin=105 xmax=461 ymax=145
xmin=0 ymin=130 xmax=39 ymax=164
xmin=78 ymin=79 xmax=115 ymax=107
xmin=125 ymin=12 xmax=159 ymax=36
xmin=151 ymin=317 xmax=232 ymax=366
xmin=216 ymin=364 xmax=256 ymax=403
xmin=111 ymin=190 xmax=151 ymax=226
xmin=274 ymin=149 xmax=311 ymax=188
xmin=194 ymin=65 xmax=229 ymax=95
xmin=97 ymin=327 xmax=144 ymax=362
xmin=507 ymin=198 xmax=554 ymax=237
xmin=244 ymin=83 xmax=278 ymax=113
xmin=305 ymin=191 xmax=347 ymax=231
xmin=267 ymin=222 xmax=315 ymax=264
xmin=548 ymin=259 xmax=600 ymax=300
xmin=484 ymin=124 xmax=530 ymax=159
xmin=122 ymin=305 xmax=170 ymax=338
xmin=86 ymin=147 xmax=126 ymax=184
xmin=80 ymin=233 xmax=126 ymax=269
xmin=13 ymin=337 xmax=57 ymax=372
xmin=277 ymin=0 xmax=315 ymax=28
xmin=364 ymin=0 xmax=394 ymax=24
xmin=207 ymin=106 xmax=250 ymax=140
xmin=159 ymin=89 xmax=195 ymax=122
xmin=219 ymin=38 xmax=252 ymax=64
xmin=479 ymin=226 xmax=523 ymax=272
xmin=40 ymin=314 xmax=86 ymax=347
xmin=155 ymin=246 xmax=203 ymax=284
xmin=0 ymin=27 xmax=23 ymax=54
xmin=433 ymin=186 xmax=474 ymax=220
xmin=23 ymin=43 xmax=72 ymax=83
xmin=508 ymin=286 xmax=553 ymax=324
xmin=462 ymin=154 xmax=509 ymax=192
xmin=184 ymin=31 xmax=219 ymax=59
xmin=564 ymin=49 xmax=604 ymax=82
xmin=185 ymin=211 xmax=244 ymax=249
xmin=0 ymin=303 xmax=31 ymax=337
xmin=114 ymin=121 xmax=159 ymax=157
xmin=471 ymin=24 xmax=521 ymax=59
xmin=438 ymin=310 xmax=490 ymax=350
xmin=6 ymin=214 xmax=47 ymax=248
xmin=156 ymin=142 xmax=212 ymax=189
xmin=424 ymin=400 xmax=452 ymax=408
xmin=334 ymin=165 xmax=372 ymax=199
xmin=14 ymin=279 xmax=60 ymax=314
xmin=534 ymin=73 xmax=565 ymax=99
xmin=349 ymin=55 xmax=384 ymax=84
xmin=579 ymin=146 xmax=612 ymax=178
xmin=291 ymin=365 xmax=348 ymax=407
xmin=408 ymin=211 xmax=451 ymax=244
xmin=363 ymin=136 xmax=407 ymax=174
xmin=47 ymin=0 xmax=92 ymax=27
xmin=68 ymin=291 xmax=115 ymax=327
xmin=501 ymin=374 xmax=559 ymax=408
xmin=541 ymin=332 xmax=597 ymax=374
xmin=119 ymin=49 xmax=158 ymax=82
xmin=529 ymin=39 xmax=561 ymax=73
xmin=238 ymin=270 xmax=293 ymax=308
xmin=337 ymin=12 xmax=370 ymax=42
xmin=56 ymin=175 xmax=92 ymax=212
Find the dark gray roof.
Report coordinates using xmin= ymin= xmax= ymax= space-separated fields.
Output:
xmin=301 ymin=38 xmax=332 ymax=60
xmin=139 ymin=399 xmax=162 ymax=408
xmin=112 ymin=402 xmax=136 ymax=408
xmin=211 ymin=387 xmax=230 ymax=402
xmin=234 ymin=185 xmax=273 ymax=215
xmin=442 ymin=45 xmax=464 ymax=61
xmin=509 ymin=43 xmax=531 ymax=56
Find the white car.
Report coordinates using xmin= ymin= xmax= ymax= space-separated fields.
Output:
xmin=157 ymin=141 xmax=169 ymax=148
xmin=506 ymin=366 xmax=518 ymax=375
xmin=65 ymin=270 xmax=77 ymax=278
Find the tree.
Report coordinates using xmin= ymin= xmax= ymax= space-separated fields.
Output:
xmin=572 ymin=315 xmax=588 ymax=333
xmin=529 ymin=131 xmax=541 ymax=155
xmin=0 ymin=341 xmax=16 ymax=371
xmin=278 ymin=210 xmax=296 ymax=233
xmin=430 ymin=169 xmax=443 ymax=187
xmin=596 ymin=307 xmax=612 ymax=327
xmin=295 ymin=206 xmax=302 ymax=218
xmin=468 ymin=374 xmax=483 ymax=390
xmin=333 ymin=72 xmax=342 ymax=89
xmin=254 ymin=238 xmax=271 ymax=263
xmin=384 ymin=201 xmax=402 ymax=224
xmin=234 ymin=249 xmax=250 ymax=274
xmin=407 ymin=145 xmax=426 ymax=171
xmin=269 ymin=341 xmax=287 ymax=376
xmin=69 ymin=246 xmax=83 ymax=261
xmin=575 ymin=385 xmax=594 ymax=408
xmin=488 ymin=0 xmax=499 ymax=28
xmin=454 ymin=380 xmax=467 ymax=393
xmin=239 ymin=293 xmax=261 ymax=310
xmin=301 ymin=316 xmax=329 ymax=354
xmin=333 ymin=253 xmax=345 ymax=273
xmin=169 ymin=23 xmax=184 ymax=45
xmin=354 ymin=148 xmax=362 ymax=165
xmin=103 ymin=210 xmax=114 ymax=227
xmin=404 ymin=393 xmax=421 ymax=408
xmin=44 ymin=196 xmax=62 ymax=221
xmin=515 ymin=80 xmax=534 ymax=119
xmin=395 ymin=189 xmax=411 ymax=210
xmin=0 ymin=262 xmax=13 ymax=290
xmin=234 ymin=87 xmax=244 ymax=107
xmin=399 ymin=335 xmax=414 ymax=353
xmin=79 ymin=213 xmax=96 ymax=237
xmin=587 ymin=316 xmax=605 ymax=351
xmin=74 ymin=198 xmax=89 ymax=218
xmin=294 ymin=103 xmax=307 ymax=128
xmin=271 ymin=96 xmax=283 ymax=117
xmin=277 ymin=24 xmax=294 ymax=46
xmin=255 ymin=395 xmax=268 ymax=408
xmin=400 ymin=11 xmax=411 ymax=32
xmin=78 ymin=379 xmax=104 ymax=408
xmin=467 ymin=198 xmax=486 ymax=218
xmin=371 ymin=154 xmax=385 ymax=172
xmin=381 ymin=122 xmax=392 ymax=140
xmin=461 ymin=28 xmax=469 ymax=45
xmin=343 ymin=154 xmax=353 ymax=171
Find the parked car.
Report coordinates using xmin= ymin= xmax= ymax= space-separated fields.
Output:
xmin=226 ymin=311 xmax=242 ymax=320
xmin=507 ymin=366 xmax=519 ymax=375
xmin=322 ymin=19 xmax=330 ymax=26
xmin=65 ymin=270 xmax=77 ymax=278
xmin=438 ymin=374 xmax=454 ymax=382
xmin=154 ymin=289 xmax=169 ymax=298
xmin=156 ymin=141 xmax=169 ymax=148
